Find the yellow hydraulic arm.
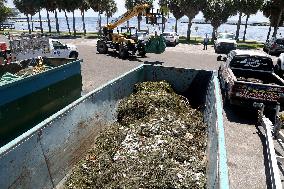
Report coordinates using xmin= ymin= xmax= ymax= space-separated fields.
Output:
xmin=105 ymin=4 xmax=152 ymax=30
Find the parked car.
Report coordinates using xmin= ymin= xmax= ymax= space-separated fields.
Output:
xmin=263 ymin=37 xmax=284 ymax=56
xmin=218 ymin=50 xmax=284 ymax=108
xmin=214 ymin=33 xmax=237 ymax=54
xmin=136 ymin=31 xmax=150 ymax=42
xmin=162 ymin=32 xmax=179 ymax=46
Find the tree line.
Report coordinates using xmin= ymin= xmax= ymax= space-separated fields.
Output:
xmin=6 ymin=0 xmax=284 ymax=41
xmin=160 ymin=0 xmax=284 ymax=41
xmin=12 ymin=0 xmax=117 ymax=36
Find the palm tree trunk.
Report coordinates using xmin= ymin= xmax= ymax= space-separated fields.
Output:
xmin=107 ymin=16 xmax=109 ymax=25
xmin=98 ymin=13 xmax=101 ymax=35
xmin=137 ymin=14 xmax=141 ymax=31
xmin=55 ymin=10 xmax=59 ymax=33
xmin=212 ymin=26 xmax=218 ymax=41
xmin=64 ymin=10 xmax=71 ymax=35
xmin=267 ymin=25 xmax=272 ymax=41
xmin=39 ymin=10 xmax=43 ymax=33
xmin=235 ymin=12 xmax=242 ymax=41
xmin=46 ymin=10 xmax=51 ymax=33
xmin=163 ymin=18 xmax=166 ymax=32
xmin=175 ymin=18 xmax=178 ymax=33
xmin=242 ymin=14 xmax=249 ymax=42
xmin=187 ymin=18 xmax=193 ymax=42
xmin=81 ymin=10 xmax=86 ymax=36
xmin=162 ymin=15 xmax=165 ymax=33
xmin=273 ymin=9 xmax=283 ymax=37
xmin=31 ymin=15 xmax=34 ymax=32
xmin=72 ymin=10 xmax=76 ymax=36
xmin=27 ymin=14 xmax=31 ymax=34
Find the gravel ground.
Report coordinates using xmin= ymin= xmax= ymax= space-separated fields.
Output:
xmin=0 ymin=35 xmax=273 ymax=188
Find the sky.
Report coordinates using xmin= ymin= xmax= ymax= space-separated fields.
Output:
xmin=6 ymin=0 xmax=269 ymax=22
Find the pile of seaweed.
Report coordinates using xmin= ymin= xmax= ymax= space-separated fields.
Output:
xmin=65 ymin=81 xmax=207 ymax=189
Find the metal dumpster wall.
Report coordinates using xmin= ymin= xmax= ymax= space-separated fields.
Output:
xmin=0 ymin=65 xmax=228 ymax=189
xmin=0 ymin=59 xmax=81 ymax=106
xmin=204 ymin=74 xmax=229 ymax=189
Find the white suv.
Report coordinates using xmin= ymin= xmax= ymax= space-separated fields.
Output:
xmin=136 ymin=31 xmax=150 ymax=43
xmin=214 ymin=33 xmax=237 ymax=54
xmin=162 ymin=32 xmax=179 ymax=46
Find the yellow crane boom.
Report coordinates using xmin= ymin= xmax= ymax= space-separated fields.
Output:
xmin=106 ymin=4 xmax=152 ymax=30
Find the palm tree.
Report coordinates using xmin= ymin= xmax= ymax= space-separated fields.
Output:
xmin=57 ymin=0 xmax=71 ymax=35
xmin=159 ymin=0 xmax=184 ymax=33
xmin=125 ymin=0 xmax=153 ymax=31
xmin=180 ymin=0 xmax=206 ymax=41
xmin=14 ymin=0 xmax=37 ymax=34
xmin=34 ymin=0 xmax=44 ymax=33
xmin=0 ymin=5 xmax=14 ymax=23
xmin=234 ymin=0 xmax=244 ymax=41
xmin=79 ymin=0 xmax=90 ymax=36
xmin=43 ymin=0 xmax=57 ymax=33
xmin=65 ymin=0 xmax=81 ymax=36
xmin=241 ymin=0 xmax=263 ymax=41
xmin=87 ymin=0 xmax=105 ymax=34
xmin=104 ymin=0 xmax=117 ymax=25
xmin=203 ymin=0 xmax=237 ymax=40
xmin=169 ymin=1 xmax=184 ymax=33
xmin=263 ymin=0 xmax=284 ymax=40
xmin=160 ymin=5 xmax=169 ymax=33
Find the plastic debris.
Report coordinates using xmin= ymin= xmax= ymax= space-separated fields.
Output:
xmin=145 ymin=35 xmax=166 ymax=54
xmin=66 ymin=81 xmax=207 ymax=189
xmin=0 ymin=72 xmax=21 ymax=85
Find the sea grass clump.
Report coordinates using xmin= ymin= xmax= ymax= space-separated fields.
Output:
xmin=66 ymin=81 xmax=207 ymax=189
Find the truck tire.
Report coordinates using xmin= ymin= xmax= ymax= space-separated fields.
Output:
xmin=97 ymin=41 xmax=108 ymax=54
xmin=69 ymin=51 xmax=78 ymax=59
xmin=119 ymin=45 xmax=129 ymax=59
xmin=263 ymin=47 xmax=267 ymax=53
xmin=275 ymin=60 xmax=283 ymax=76
xmin=138 ymin=49 xmax=146 ymax=57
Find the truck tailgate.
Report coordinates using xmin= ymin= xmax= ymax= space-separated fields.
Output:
xmin=232 ymin=81 xmax=284 ymax=103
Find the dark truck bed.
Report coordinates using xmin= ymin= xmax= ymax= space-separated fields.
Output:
xmin=230 ymin=68 xmax=284 ymax=106
xmin=233 ymin=69 xmax=284 ymax=85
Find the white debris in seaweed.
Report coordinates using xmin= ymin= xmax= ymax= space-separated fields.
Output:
xmin=66 ymin=81 xmax=207 ymax=189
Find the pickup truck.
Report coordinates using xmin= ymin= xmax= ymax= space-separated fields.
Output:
xmin=218 ymin=50 xmax=284 ymax=108
xmin=0 ymin=34 xmax=79 ymax=64
xmin=214 ymin=32 xmax=237 ymax=54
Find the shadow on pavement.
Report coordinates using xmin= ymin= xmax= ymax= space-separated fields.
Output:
xmin=255 ymin=123 xmax=273 ymax=189
xmin=224 ymin=105 xmax=272 ymax=188
xmin=144 ymin=60 xmax=164 ymax=65
xmin=102 ymin=51 xmax=144 ymax=62
xmin=224 ymin=106 xmax=257 ymax=125
xmin=49 ymin=35 xmax=81 ymax=39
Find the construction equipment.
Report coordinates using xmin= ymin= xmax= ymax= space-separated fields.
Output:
xmin=97 ymin=4 xmax=165 ymax=59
